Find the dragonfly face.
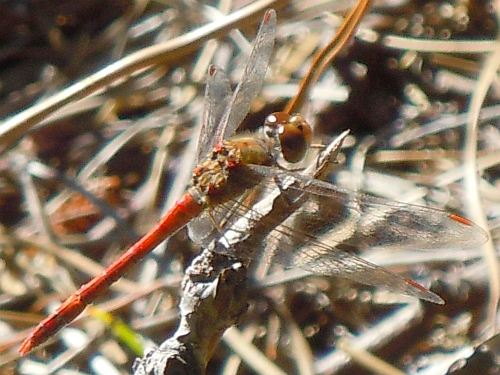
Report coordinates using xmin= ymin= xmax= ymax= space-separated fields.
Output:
xmin=264 ymin=112 xmax=313 ymax=163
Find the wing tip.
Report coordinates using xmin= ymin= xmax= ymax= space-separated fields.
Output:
xmin=264 ymin=9 xmax=277 ymax=23
xmin=405 ymin=278 xmax=444 ymax=304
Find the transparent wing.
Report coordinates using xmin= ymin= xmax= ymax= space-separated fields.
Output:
xmin=215 ymin=9 xmax=276 ymax=142
xmin=265 ymin=169 xmax=487 ymax=251
xmin=187 ymin=165 xmax=487 ymax=303
xmin=198 ymin=65 xmax=232 ymax=161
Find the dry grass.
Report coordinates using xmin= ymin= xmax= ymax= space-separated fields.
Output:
xmin=0 ymin=0 xmax=499 ymax=374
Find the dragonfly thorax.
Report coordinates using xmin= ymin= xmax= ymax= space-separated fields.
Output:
xmin=264 ymin=112 xmax=313 ymax=163
xmin=190 ymin=141 xmax=243 ymax=203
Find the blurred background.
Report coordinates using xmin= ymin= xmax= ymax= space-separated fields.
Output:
xmin=1 ymin=0 xmax=499 ymax=374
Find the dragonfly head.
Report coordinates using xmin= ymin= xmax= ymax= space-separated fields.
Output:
xmin=264 ymin=112 xmax=313 ymax=163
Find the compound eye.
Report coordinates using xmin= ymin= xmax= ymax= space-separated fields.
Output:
xmin=265 ymin=112 xmax=312 ymax=163
xmin=264 ymin=112 xmax=313 ymax=163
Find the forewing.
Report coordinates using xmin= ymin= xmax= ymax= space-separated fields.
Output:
xmin=215 ymin=9 xmax=276 ymax=141
xmin=274 ymin=171 xmax=488 ymax=251
xmin=198 ymin=65 xmax=232 ymax=161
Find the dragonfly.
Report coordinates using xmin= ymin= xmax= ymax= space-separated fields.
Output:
xmin=19 ymin=9 xmax=487 ymax=355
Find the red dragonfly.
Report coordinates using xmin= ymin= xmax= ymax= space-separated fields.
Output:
xmin=19 ymin=9 xmax=487 ymax=355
